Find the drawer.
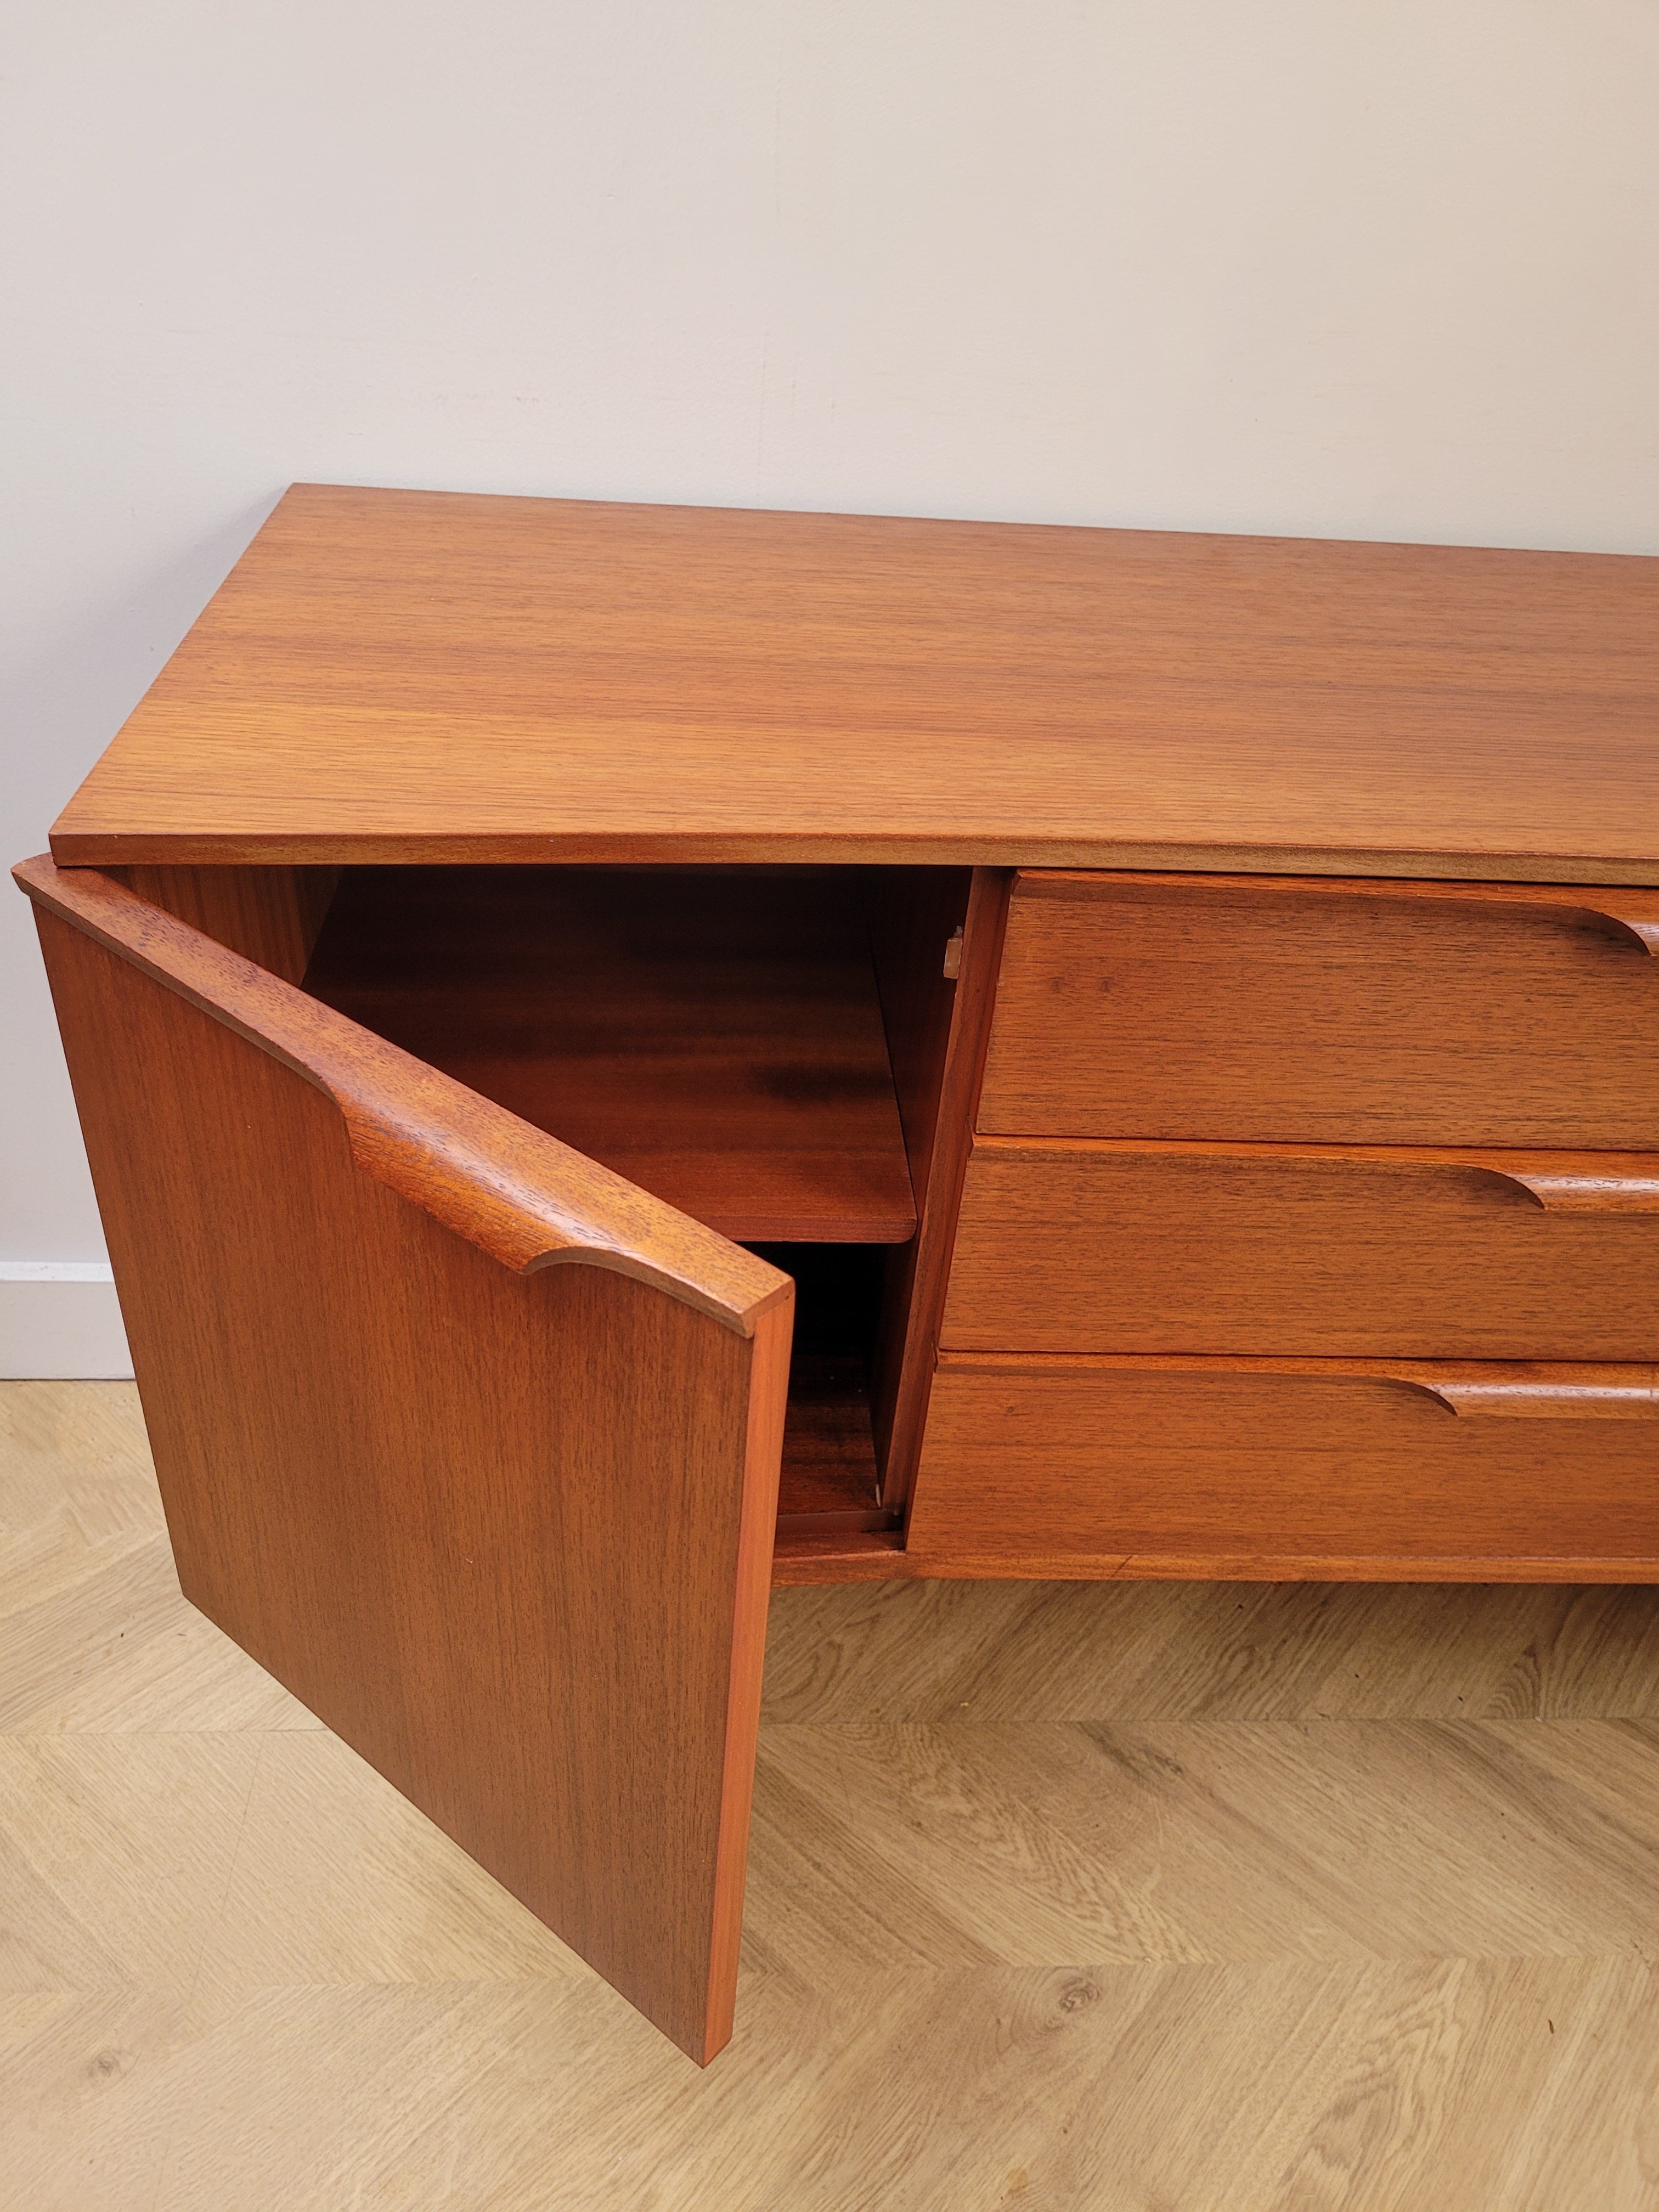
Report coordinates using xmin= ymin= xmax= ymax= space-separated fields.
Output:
xmin=908 ymin=1356 xmax=1659 ymax=1577
xmin=979 ymin=873 xmax=1659 ymax=1146
xmin=942 ymin=1138 xmax=1659 ymax=1359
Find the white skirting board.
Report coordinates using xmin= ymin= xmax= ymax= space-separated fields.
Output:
xmin=0 ymin=1265 xmax=134 ymax=1379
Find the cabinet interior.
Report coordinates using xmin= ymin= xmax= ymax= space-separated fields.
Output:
xmin=297 ymin=862 xmax=971 ymax=1542
xmin=304 ymin=865 xmax=915 ymax=1240
xmin=748 ymin=1242 xmax=892 ymax=1532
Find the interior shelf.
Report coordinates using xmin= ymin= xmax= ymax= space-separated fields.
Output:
xmin=304 ymin=866 xmax=917 ymax=1243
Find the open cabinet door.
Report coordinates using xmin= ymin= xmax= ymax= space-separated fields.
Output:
xmin=14 ymin=856 xmax=793 ymax=2065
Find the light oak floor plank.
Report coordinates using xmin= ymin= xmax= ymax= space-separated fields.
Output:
xmin=0 ymin=1383 xmax=317 ymax=1734
xmin=3 ymin=1383 xmax=1658 ymax=2209
xmin=760 ymin=1575 xmax=1659 ymax=1723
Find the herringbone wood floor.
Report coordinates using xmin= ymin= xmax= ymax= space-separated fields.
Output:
xmin=4 ymin=1381 xmax=1658 ymax=2209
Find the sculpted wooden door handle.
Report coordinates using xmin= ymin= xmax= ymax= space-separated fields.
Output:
xmin=13 ymin=856 xmax=790 ymax=1336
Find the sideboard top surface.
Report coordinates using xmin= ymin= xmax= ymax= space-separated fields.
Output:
xmin=49 ymin=483 xmax=1659 ymax=881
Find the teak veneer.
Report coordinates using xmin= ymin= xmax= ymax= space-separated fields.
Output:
xmin=49 ymin=484 xmax=1659 ymax=881
xmin=980 ymin=872 xmax=1659 ymax=1148
xmin=910 ymin=1356 xmax=1659 ymax=1581
xmin=20 ymin=859 xmax=789 ymax=2063
xmin=17 ymin=486 xmax=1659 ymax=2061
xmin=945 ymin=1139 xmax=1659 ymax=1359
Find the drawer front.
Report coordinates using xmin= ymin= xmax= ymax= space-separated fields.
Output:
xmin=979 ymin=873 xmax=1659 ymax=1146
xmin=942 ymin=1139 xmax=1659 ymax=1359
xmin=908 ymin=1357 xmax=1659 ymax=1576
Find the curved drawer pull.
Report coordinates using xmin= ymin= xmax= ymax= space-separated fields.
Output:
xmin=1481 ymin=1167 xmax=1659 ymax=1214
xmin=1400 ymin=1376 xmax=1659 ymax=1419
xmin=1585 ymin=907 xmax=1659 ymax=956
xmin=1433 ymin=894 xmax=1657 ymax=957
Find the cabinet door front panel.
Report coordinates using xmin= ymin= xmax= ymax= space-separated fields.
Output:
xmin=910 ymin=1356 xmax=1659 ymax=1579
xmin=979 ymin=873 xmax=1659 ymax=1146
xmin=944 ymin=1138 xmax=1659 ymax=1359
xmin=18 ymin=857 xmax=791 ymax=2065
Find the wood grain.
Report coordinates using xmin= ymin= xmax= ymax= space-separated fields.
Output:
xmin=23 ymin=886 xmax=794 ymax=2062
xmin=945 ymin=1137 xmax=1659 ymax=1358
xmin=16 ymin=857 xmax=788 ymax=1331
xmin=770 ymin=1529 xmax=918 ymax=1583
xmin=980 ymin=871 xmax=1659 ymax=1147
xmin=110 ymin=862 xmax=341 ymax=981
xmin=48 ymin=483 xmax=1659 ymax=881
xmin=909 ymin=1354 xmax=1659 ymax=1577
xmin=303 ymin=864 xmax=915 ymax=1245
xmin=758 ymin=1567 xmax=1659 ymax=1723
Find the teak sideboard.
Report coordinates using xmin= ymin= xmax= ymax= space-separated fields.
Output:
xmin=16 ymin=486 xmax=1659 ymax=2062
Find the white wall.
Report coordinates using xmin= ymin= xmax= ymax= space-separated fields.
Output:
xmin=5 ymin=0 xmax=1658 ymax=1373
